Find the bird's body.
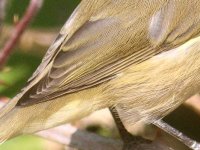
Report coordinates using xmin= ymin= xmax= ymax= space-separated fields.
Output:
xmin=1 ymin=0 xmax=200 ymax=142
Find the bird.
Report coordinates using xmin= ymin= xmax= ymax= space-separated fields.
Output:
xmin=1 ymin=0 xmax=200 ymax=144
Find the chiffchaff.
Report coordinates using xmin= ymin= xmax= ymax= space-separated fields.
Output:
xmin=1 ymin=0 xmax=200 ymax=142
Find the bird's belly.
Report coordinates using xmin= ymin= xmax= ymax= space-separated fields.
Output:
xmin=105 ymin=36 xmax=200 ymax=125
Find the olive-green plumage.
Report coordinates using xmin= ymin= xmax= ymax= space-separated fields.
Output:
xmin=1 ymin=0 xmax=200 ymax=142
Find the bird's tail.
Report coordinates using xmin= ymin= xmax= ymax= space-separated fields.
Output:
xmin=0 ymin=95 xmax=102 ymax=144
xmin=0 ymin=108 xmax=23 ymax=144
xmin=0 ymin=95 xmax=19 ymax=119
xmin=0 ymin=95 xmax=22 ymax=143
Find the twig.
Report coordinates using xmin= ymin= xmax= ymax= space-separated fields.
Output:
xmin=154 ymin=120 xmax=200 ymax=150
xmin=0 ymin=0 xmax=44 ymax=68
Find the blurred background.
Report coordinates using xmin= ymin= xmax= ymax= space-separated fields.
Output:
xmin=0 ymin=0 xmax=81 ymax=149
xmin=0 ymin=0 xmax=200 ymax=150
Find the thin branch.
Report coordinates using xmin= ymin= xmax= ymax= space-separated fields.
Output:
xmin=0 ymin=0 xmax=44 ymax=68
xmin=154 ymin=120 xmax=200 ymax=150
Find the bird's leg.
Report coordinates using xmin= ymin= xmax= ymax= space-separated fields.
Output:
xmin=109 ymin=107 xmax=151 ymax=149
xmin=154 ymin=120 xmax=200 ymax=150
xmin=109 ymin=107 xmax=133 ymax=142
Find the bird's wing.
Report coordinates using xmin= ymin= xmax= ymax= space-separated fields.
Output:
xmin=17 ymin=0 xmax=200 ymax=106
xmin=28 ymin=1 xmax=96 ymax=82
xmin=149 ymin=0 xmax=200 ymax=46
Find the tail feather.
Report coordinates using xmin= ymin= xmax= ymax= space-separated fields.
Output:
xmin=0 ymin=96 xmax=22 ymax=144
xmin=0 ymin=108 xmax=22 ymax=144
xmin=0 ymin=95 xmax=20 ymax=119
xmin=0 ymin=95 xmax=100 ymax=143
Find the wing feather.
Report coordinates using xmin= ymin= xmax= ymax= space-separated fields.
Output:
xmin=17 ymin=0 xmax=200 ymax=106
